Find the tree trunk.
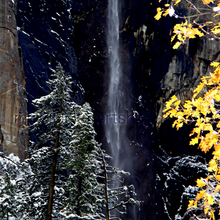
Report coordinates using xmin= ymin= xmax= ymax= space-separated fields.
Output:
xmin=46 ymin=98 xmax=63 ymax=220
xmin=46 ymin=128 xmax=60 ymax=220
xmin=76 ymin=175 xmax=82 ymax=216
xmin=101 ymin=149 xmax=110 ymax=220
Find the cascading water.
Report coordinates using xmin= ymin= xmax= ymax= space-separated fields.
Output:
xmin=105 ymin=0 xmax=124 ymax=168
xmin=105 ymin=1 xmax=138 ymax=219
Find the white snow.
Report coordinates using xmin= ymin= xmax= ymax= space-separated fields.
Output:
xmin=213 ymin=7 xmax=220 ymax=13
xmin=34 ymin=37 xmax=48 ymax=46
xmin=168 ymin=6 xmax=175 ymax=17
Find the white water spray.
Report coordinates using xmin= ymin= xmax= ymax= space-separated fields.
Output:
xmin=105 ymin=2 xmax=138 ymax=219
xmin=105 ymin=0 xmax=124 ymax=167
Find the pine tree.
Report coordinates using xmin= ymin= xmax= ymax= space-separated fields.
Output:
xmin=28 ymin=63 xmax=79 ymax=220
xmin=59 ymin=102 xmax=104 ymax=220
xmin=59 ymin=102 xmax=140 ymax=220
xmin=28 ymin=64 xmax=139 ymax=219
xmin=0 ymin=153 xmax=34 ymax=220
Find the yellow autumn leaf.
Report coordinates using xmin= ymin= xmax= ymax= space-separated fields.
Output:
xmin=201 ymin=76 xmax=209 ymax=84
xmin=177 ymin=34 xmax=184 ymax=41
xmin=212 ymin=68 xmax=220 ymax=84
xmin=163 ymin=95 xmax=178 ymax=112
xmin=212 ymin=27 xmax=220 ymax=34
xmin=214 ymin=144 xmax=220 ymax=151
xmin=171 ymin=35 xmax=176 ymax=42
xmin=217 ymin=121 xmax=220 ymax=128
xmin=211 ymin=62 xmax=220 ymax=67
xmin=215 ymin=94 xmax=220 ymax=101
xmin=174 ymin=0 xmax=182 ymax=5
xmin=176 ymin=122 xmax=184 ymax=130
xmin=169 ymin=109 xmax=178 ymax=117
xmin=197 ymin=178 xmax=206 ymax=188
xmin=213 ymin=148 xmax=220 ymax=158
xmin=190 ymin=137 xmax=199 ymax=145
xmin=163 ymin=9 xmax=169 ymax=17
xmin=173 ymin=23 xmax=182 ymax=32
xmin=193 ymin=200 xmax=197 ymax=208
xmin=173 ymin=100 xmax=181 ymax=107
xmin=183 ymin=20 xmax=188 ymax=26
xmin=190 ymin=127 xmax=200 ymax=137
xmin=173 ymin=41 xmax=182 ymax=49
xmin=204 ymin=124 xmax=213 ymax=131
xmin=188 ymin=200 xmax=194 ymax=208
xmin=207 ymin=194 xmax=215 ymax=205
xmin=205 ymin=206 xmax=211 ymax=215
xmin=208 ymin=159 xmax=218 ymax=172
xmin=205 ymin=132 xmax=218 ymax=148
xmin=216 ymin=175 xmax=220 ymax=181
xmin=193 ymin=82 xmax=205 ymax=98
xmin=196 ymin=190 xmax=206 ymax=200
xmin=197 ymin=30 xmax=204 ymax=37
xmin=200 ymin=141 xmax=210 ymax=153
xmin=210 ymin=210 xmax=215 ymax=220
xmin=203 ymin=0 xmax=213 ymax=4
xmin=186 ymin=28 xmax=198 ymax=38
xmin=155 ymin=8 xmax=162 ymax=20
xmin=206 ymin=175 xmax=213 ymax=180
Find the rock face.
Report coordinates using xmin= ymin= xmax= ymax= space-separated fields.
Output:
xmin=17 ymin=0 xmax=81 ymax=108
xmin=14 ymin=0 xmax=219 ymax=219
xmin=0 ymin=0 xmax=27 ymax=160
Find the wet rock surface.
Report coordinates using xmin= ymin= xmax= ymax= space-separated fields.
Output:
xmin=15 ymin=0 xmax=219 ymax=219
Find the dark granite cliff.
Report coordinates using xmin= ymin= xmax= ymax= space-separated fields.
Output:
xmin=15 ymin=0 xmax=219 ymax=219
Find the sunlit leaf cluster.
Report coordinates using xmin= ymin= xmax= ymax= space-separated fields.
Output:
xmin=155 ymin=0 xmax=220 ymax=218
xmin=155 ymin=0 xmax=220 ymax=49
xmin=154 ymin=4 xmax=175 ymax=20
xmin=188 ymin=175 xmax=220 ymax=219
xmin=163 ymin=62 xmax=220 ymax=219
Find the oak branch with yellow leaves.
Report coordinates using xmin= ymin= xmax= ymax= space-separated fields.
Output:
xmin=155 ymin=0 xmax=220 ymax=219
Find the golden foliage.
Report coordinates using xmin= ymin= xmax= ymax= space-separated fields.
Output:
xmin=174 ymin=0 xmax=182 ymax=5
xmin=162 ymin=56 xmax=220 ymax=219
xmin=197 ymin=178 xmax=206 ymax=188
xmin=155 ymin=0 xmax=220 ymax=48
xmin=155 ymin=0 xmax=220 ymax=218
xmin=203 ymin=0 xmax=214 ymax=4
xmin=154 ymin=7 xmax=162 ymax=20
xmin=172 ymin=21 xmax=204 ymax=49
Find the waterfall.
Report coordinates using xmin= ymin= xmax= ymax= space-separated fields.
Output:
xmin=105 ymin=1 xmax=138 ymax=219
xmin=105 ymin=0 xmax=124 ymax=167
